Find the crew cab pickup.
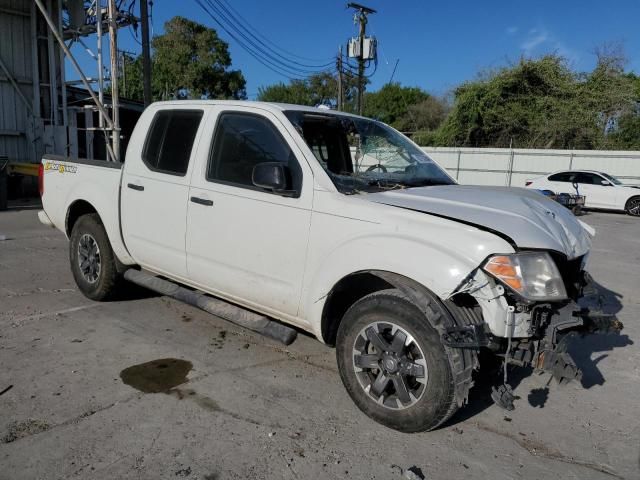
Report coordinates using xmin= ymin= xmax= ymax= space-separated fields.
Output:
xmin=38 ymin=101 xmax=621 ymax=432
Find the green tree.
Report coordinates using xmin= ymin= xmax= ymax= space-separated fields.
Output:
xmin=115 ymin=16 xmax=246 ymax=101
xmin=428 ymin=52 xmax=639 ymax=149
xmin=257 ymin=72 xmax=360 ymax=110
xmin=406 ymin=96 xmax=449 ymax=131
xmin=432 ymin=56 xmax=592 ymax=148
xmin=257 ymin=79 xmax=316 ymax=105
xmin=363 ymin=83 xmax=430 ymax=129
xmin=119 ymin=54 xmax=144 ymax=100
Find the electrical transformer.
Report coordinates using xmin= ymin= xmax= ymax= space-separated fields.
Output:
xmin=347 ymin=36 xmax=377 ymax=60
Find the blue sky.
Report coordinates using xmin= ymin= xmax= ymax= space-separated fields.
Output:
xmin=69 ymin=0 xmax=640 ymax=98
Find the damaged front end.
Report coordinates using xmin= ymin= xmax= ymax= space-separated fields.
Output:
xmin=444 ymin=252 xmax=624 ymax=411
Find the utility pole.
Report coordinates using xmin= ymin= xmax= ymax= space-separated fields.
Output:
xmin=347 ymin=3 xmax=376 ymax=115
xmin=121 ymin=51 xmax=126 ymax=98
xmin=139 ymin=0 xmax=152 ymax=107
xmin=356 ymin=10 xmax=365 ymax=115
xmin=337 ymin=46 xmax=343 ymax=111
xmin=108 ymin=0 xmax=120 ymax=162
xmin=96 ymin=1 xmax=104 ymax=132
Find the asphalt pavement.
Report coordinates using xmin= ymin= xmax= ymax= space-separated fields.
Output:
xmin=0 ymin=205 xmax=638 ymax=479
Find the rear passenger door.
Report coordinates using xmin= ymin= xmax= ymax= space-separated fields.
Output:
xmin=121 ymin=108 xmax=205 ymax=278
xmin=186 ymin=108 xmax=313 ymax=319
xmin=546 ymin=172 xmax=576 ymax=194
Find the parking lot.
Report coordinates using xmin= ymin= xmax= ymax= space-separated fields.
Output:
xmin=0 ymin=206 xmax=638 ymax=480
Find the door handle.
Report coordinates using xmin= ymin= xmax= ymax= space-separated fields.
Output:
xmin=127 ymin=183 xmax=144 ymax=191
xmin=190 ymin=196 xmax=213 ymax=206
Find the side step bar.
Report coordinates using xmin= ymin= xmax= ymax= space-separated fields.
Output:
xmin=124 ymin=269 xmax=297 ymax=345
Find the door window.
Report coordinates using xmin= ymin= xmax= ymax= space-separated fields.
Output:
xmin=548 ymin=172 xmax=575 ymax=182
xmin=207 ymin=112 xmax=302 ymax=192
xmin=142 ymin=110 xmax=203 ymax=176
xmin=575 ymin=172 xmax=601 ymax=185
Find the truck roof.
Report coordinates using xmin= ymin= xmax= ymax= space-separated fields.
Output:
xmin=149 ymin=100 xmax=365 ymax=119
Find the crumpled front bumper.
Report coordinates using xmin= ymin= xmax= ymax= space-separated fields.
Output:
xmin=531 ymin=302 xmax=624 ymax=383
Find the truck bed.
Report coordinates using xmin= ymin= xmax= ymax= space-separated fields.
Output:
xmin=40 ymin=154 xmax=131 ymax=263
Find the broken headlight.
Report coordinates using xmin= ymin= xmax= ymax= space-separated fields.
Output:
xmin=483 ymin=252 xmax=567 ymax=301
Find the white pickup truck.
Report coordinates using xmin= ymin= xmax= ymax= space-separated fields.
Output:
xmin=38 ymin=101 xmax=620 ymax=432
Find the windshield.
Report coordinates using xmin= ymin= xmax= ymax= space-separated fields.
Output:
xmin=285 ymin=111 xmax=455 ymax=194
xmin=599 ymin=172 xmax=623 ymax=185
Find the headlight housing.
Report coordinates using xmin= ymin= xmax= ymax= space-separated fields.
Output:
xmin=483 ymin=252 xmax=567 ymax=301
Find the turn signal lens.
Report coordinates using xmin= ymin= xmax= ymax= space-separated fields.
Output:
xmin=483 ymin=252 xmax=567 ymax=301
xmin=484 ymin=256 xmax=522 ymax=291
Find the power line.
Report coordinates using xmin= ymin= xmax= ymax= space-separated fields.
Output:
xmin=340 ymin=52 xmax=377 ymax=79
xmin=206 ymin=0 xmax=334 ymax=73
xmin=207 ymin=0 xmax=329 ymax=71
xmin=195 ymin=0 xmax=310 ymax=79
xmin=214 ymin=0 xmax=335 ymax=65
xmin=196 ymin=0 xmax=334 ymax=79
xmin=211 ymin=0 xmax=334 ymax=69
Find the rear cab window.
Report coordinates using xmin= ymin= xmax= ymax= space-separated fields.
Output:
xmin=142 ymin=110 xmax=204 ymax=176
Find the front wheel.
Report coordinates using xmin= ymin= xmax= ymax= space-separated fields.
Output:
xmin=336 ymin=289 xmax=458 ymax=432
xmin=69 ymin=213 xmax=121 ymax=301
xmin=625 ymin=196 xmax=640 ymax=216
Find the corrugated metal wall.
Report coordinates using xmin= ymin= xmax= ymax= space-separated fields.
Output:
xmin=422 ymin=147 xmax=640 ymax=186
xmin=0 ymin=0 xmax=66 ymax=166
xmin=0 ymin=0 xmax=33 ymax=163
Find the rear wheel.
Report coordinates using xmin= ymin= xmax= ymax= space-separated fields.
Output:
xmin=625 ymin=196 xmax=640 ymax=216
xmin=336 ymin=289 xmax=458 ymax=432
xmin=69 ymin=213 xmax=121 ymax=300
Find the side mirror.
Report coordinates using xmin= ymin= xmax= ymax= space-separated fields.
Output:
xmin=252 ymin=162 xmax=294 ymax=195
xmin=600 ymin=180 xmax=611 ymax=186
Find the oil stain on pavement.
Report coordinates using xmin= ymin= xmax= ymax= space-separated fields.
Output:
xmin=120 ymin=358 xmax=276 ymax=427
xmin=120 ymin=358 xmax=193 ymax=393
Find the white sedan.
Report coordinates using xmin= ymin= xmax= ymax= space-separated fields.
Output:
xmin=526 ymin=170 xmax=640 ymax=216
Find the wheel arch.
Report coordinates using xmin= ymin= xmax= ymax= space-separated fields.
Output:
xmin=66 ymin=199 xmax=99 ymax=237
xmin=320 ymin=270 xmax=394 ymax=346
xmin=321 ymin=269 xmax=478 ymax=409
xmin=65 ymin=199 xmax=133 ymax=271
xmin=320 ymin=269 xmax=455 ymax=346
xmin=624 ymin=194 xmax=640 ymax=215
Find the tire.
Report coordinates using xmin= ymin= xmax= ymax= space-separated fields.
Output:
xmin=69 ymin=213 xmax=121 ymax=301
xmin=625 ymin=196 xmax=640 ymax=216
xmin=336 ymin=289 xmax=458 ymax=433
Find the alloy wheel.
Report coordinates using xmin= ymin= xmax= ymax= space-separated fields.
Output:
xmin=627 ymin=198 xmax=640 ymax=216
xmin=78 ymin=233 xmax=101 ymax=284
xmin=352 ymin=321 xmax=428 ymax=410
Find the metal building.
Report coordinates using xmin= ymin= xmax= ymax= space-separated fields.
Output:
xmin=0 ymin=0 xmax=67 ymax=166
xmin=0 ymin=0 xmax=141 ymax=208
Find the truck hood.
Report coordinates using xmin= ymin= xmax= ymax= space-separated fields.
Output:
xmin=365 ymin=185 xmax=592 ymax=259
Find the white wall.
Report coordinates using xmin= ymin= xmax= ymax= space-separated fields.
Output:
xmin=422 ymin=147 xmax=640 ymax=186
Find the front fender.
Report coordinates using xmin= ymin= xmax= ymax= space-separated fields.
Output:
xmin=301 ymin=230 xmax=512 ymax=340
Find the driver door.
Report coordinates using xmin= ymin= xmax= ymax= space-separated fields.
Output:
xmin=186 ymin=108 xmax=313 ymax=318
